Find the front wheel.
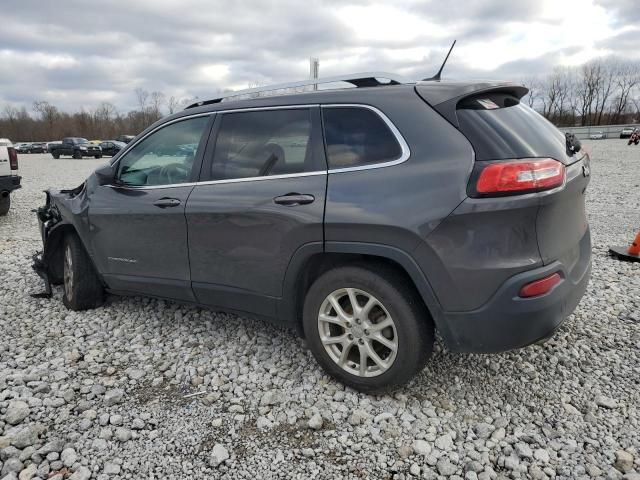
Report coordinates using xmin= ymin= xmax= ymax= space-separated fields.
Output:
xmin=302 ymin=264 xmax=434 ymax=393
xmin=63 ymin=234 xmax=104 ymax=310
xmin=95 ymin=155 xmax=102 ymax=159
xmin=52 ymin=153 xmax=60 ymax=159
xmin=0 ymin=194 xmax=10 ymax=216
xmin=73 ymin=151 xmax=82 ymax=159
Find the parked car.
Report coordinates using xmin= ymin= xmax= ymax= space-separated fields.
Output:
xmin=29 ymin=142 xmax=47 ymax=153
xmin=620 ymin=126 xmax=636 ymax=139
xmin=49 ymin=138 xmax=102 ymax=159
xmin=15 ymin=143 xmax=32 ymax=154
xmin=116 ymin=135 xmax=135 ymax=144
xmin=46 ymin=141 xmax=62 ymax=153
xmin=89 ymin=140 xmax=102 ymax=145
xmin=629 ymin=129 xmax=640 ymax=145
xmin=0 ymin=138 xmax=21 ymax=215
xmin=98 ymin=141 xmax=126 ymax=157
xmin=33 ymin=73 xmax=592 ymax=392
xmin=589 ymin=131 xmax=606 ymax=140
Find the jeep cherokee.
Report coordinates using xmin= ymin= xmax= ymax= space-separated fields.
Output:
xmin=33 ymin=73 xmax=592 ymax=392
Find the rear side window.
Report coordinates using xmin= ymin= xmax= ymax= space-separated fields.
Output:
xmin=457 ymin=93 xmax=567 ymax=161
xmin=322 ymin=107 xmax=402 ymax=169
xmin=211 ymin=109 xmax=320 ymax=180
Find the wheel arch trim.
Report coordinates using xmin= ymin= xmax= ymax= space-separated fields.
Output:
xmin=280 ymin=241 xmax=454 ymax=342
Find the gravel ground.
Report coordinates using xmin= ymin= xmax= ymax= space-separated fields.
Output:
xmin=1 ymin=141 xmax=639 ymax=480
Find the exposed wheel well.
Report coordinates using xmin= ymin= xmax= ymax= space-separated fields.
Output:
xmin=44 ymin=224 xmax=79 ymax=284
xmin=291 ymin=253 xmax=433 ymax=337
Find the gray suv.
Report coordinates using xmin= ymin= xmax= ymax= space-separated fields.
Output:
xmin=33 ymin=73 xmax=591 ymax=392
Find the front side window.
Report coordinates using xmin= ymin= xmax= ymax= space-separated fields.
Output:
xmin=116 ymin=116 xmax=209 ymax=186
xmin=211 ymin=109 xmax=317 ymax=180
xmin=322 ymin=107 xmax=403 ymax=169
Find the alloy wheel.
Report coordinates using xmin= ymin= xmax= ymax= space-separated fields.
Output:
xmin=317 ymin=288 xmax=398 ymax=377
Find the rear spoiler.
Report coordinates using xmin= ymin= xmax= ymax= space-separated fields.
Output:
xmin=415 ymin=81 xmax=528 ymax=128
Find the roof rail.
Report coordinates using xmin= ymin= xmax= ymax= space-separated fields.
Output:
xmin=185 ymin=72 xmax=412 ymax=109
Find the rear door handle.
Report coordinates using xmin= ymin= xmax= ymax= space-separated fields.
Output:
xmin=153 ymin=198 xmax=181 ymax=208
xmin=273 ymin=194 xmax=315 ymax=206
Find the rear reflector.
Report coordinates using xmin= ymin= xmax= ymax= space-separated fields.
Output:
xmin=519 ymin=273 xmax=561 ymax=298
xmin=476 ymin=158 xmax=564 ymax=195
xmin=8 ymin=147 xmax=18 ymax=170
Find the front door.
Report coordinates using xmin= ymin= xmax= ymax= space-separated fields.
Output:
xmin=88 ymin=114 xmax=213 ymax=301
xmin=186 ymin=107 xmax=327 ymax=316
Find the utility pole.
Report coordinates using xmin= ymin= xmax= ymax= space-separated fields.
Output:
xmin=310 ymin=57 xmax=319 ymax=91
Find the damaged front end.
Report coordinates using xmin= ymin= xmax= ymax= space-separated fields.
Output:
xmin=32 ymin=182 xmax=88 ymax=298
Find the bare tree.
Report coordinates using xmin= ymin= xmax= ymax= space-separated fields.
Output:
xmin=135 ymin=88 xmax=149 ymax=112
xmin=167 ymin=96 xmax=181 ymax=115
xmin=522 ymin=76 xmax=541 ymax=109
xmin=610 ymin=61 xmax=640 ymax=123
xmin=33 ymin=101 xmax=60 ymax=138
xmin=149 ymin=91 xmax=165 ymax=120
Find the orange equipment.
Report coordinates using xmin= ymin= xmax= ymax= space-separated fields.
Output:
xmin=609 ymin=231 xmax=640 ymax=262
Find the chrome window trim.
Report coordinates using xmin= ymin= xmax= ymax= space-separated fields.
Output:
xmin=322 ymin=104 xmax=411 ymax=174
xmin=106 ymin=103 xmax=410 ymax=190
xmin=107 ymin=171 xmax=328 ymax=191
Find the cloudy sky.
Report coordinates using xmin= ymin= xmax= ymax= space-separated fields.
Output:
xmin=1 ymin=0 xmax=638 ymax=113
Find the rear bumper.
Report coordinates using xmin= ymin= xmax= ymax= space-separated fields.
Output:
xmin=441 ymin=228 xmax=591 ymax=353
xmin=0 ymin=175 xmax=22 ymax=192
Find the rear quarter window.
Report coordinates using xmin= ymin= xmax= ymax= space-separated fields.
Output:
xmin=322 ymin=107 xmax=403 ymax=169
xmin=457 ymin=93 xmax=567 ymax=162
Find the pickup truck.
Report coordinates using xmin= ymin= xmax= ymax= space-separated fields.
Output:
xmin=0 ymin=138 xmax=21 ymax=216
xmin=50 ymin=137 xmax=102 ymax=159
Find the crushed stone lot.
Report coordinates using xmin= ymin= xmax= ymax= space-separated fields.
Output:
xmin=0 ymin=140 xmax=639 ymax=480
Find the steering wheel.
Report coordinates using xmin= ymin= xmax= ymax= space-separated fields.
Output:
xmin=158 ymin=163 xmax=190 ymax=184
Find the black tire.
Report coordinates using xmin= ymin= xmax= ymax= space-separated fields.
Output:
xmin=0 ymin=194 xmax=10 ymax=216
xmin=62 ymin=233 xmax=104 ymax=310
xmin=52 ymin=153 xmax=60 ymax=159
xmin=302 ymin=264 xmax=434 ymax=393
xmin=95 ymin=155 xmax=102 ymax=159
xmin=73 ymin=150 xmax=82 ymax=159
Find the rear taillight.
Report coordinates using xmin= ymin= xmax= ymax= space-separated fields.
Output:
xmin=473 ymin=158 xmax=564 ymax=196
xmin=8 ymin=147 xmax=18 ymax=170
xmin=519 ymin=272 xmax=561 ymax=298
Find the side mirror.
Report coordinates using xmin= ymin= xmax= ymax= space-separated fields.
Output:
xmin=94 ymin=162 xmax=117 ymax=186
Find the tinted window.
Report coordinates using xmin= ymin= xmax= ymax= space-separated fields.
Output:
xmin=211 ymin=109 xmax=317 ymax=180
xmin=322 ymin=107 xmax=402 ymax=168
xmin=117 ymin=116 xmax=209 ymax=186
xmin=457 ymin=94 xmax=568 ymax=162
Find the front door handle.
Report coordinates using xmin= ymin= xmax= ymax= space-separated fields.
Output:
xmin=153 ymin=198 xmax=181 ymax=208
xmin=273 ymin=193 xmax=315 ymax=206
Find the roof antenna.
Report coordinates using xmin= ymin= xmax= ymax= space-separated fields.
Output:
xmin=423 ymin=40 xmax=456 ymax=81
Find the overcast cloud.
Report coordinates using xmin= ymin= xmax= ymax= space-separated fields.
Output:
xmin=1 ymin=0 xmax=638 ymax=112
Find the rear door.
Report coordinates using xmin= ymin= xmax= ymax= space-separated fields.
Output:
xmin=186 ymin=106 xmax=327 ymax=317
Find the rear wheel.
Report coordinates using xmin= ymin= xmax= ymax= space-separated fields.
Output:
xmin=0 ymin=194 xmax=10 ymax=216
xmin=52 ymin=153 xmax=60 ymax=159
xmin=302 ymin=264 xmax=434 ymax=393
xmin=62 ymin=233 xmax=104 ymax=310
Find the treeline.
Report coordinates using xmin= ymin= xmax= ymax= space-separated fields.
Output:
xmin=0 ymin=89 xmax=196 ymax=142
xmin=523 ymin=58 xmax=640 ymax=127
xmin=2 ymin=59 xmax=639 ymax=141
